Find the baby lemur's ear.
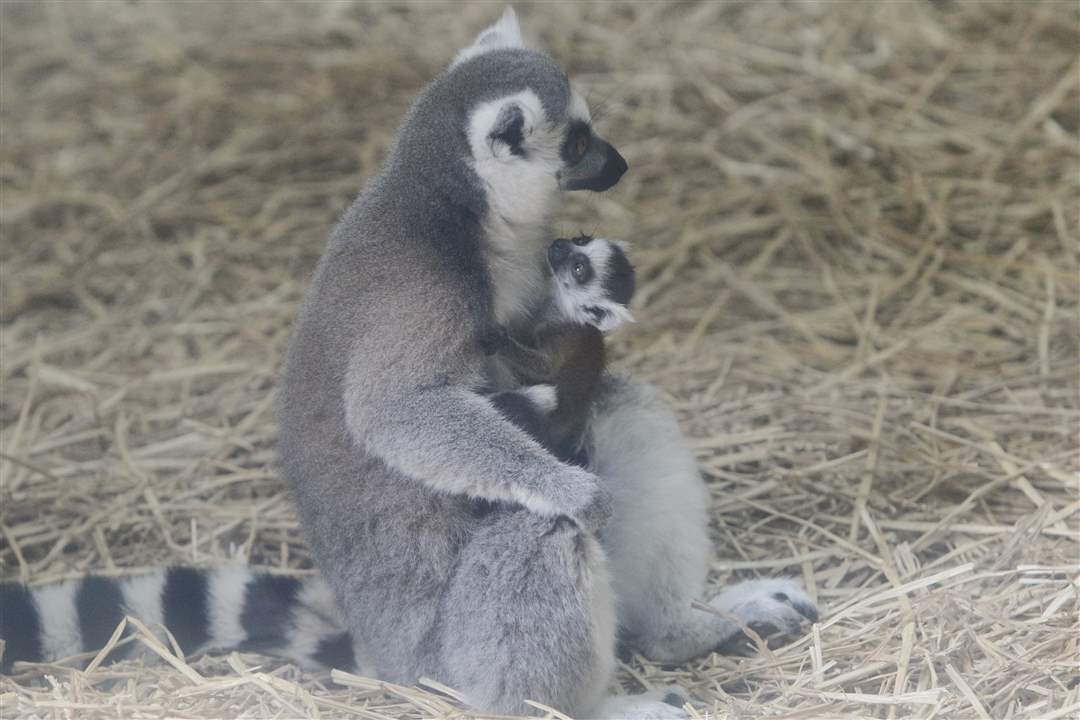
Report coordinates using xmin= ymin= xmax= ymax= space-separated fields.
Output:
xmin=453 ymin=7 xmax=525 ymax=68
xmin=593 ymin=304 xmax=635 ymax=334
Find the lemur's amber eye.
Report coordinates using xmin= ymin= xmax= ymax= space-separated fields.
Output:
xmin=575 ymin=135 xmax=589 ymax=158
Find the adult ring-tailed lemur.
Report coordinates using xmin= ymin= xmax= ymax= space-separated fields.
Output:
xmin=0 ymin=234 xmax=639 ymax=682
xmin=0 ymin=10 xmax=818 ymax=718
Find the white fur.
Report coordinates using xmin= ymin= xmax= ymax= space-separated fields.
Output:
xmin=33 ymin=581 xmax=82 ymax=663
xmin=452 ymin=7 xmax=525 ymax=68
xmin=569 ymin=90 xmax=592 ymax=123
xmin=468 ymin=90 xmax=564 ymax=324
xmin=709 ymin=578 xmax=817 ymax=633
xmin=121 ymin=570 xmax=168 ymax=653
xmin=118 ymin=569 xmax=168 ymax=660
xmin=519 ymin=383 xmax=558 ymax=413
xmin=120 ymin=570 xmax=165 ymax=628
xmin=595 ymin=690 xmax=690 ymax=720
xmin=592 ymin=303 xmax=635 ymax=333
xmin=207 ymin=566 xmax=250 ymax=651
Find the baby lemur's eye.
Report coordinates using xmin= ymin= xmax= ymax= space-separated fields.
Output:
xmin=572 ymin=259 xmax=592 ymax=284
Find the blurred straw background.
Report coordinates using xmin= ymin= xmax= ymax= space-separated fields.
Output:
xmin=1 ymin=1 xmax=1077 ymax=718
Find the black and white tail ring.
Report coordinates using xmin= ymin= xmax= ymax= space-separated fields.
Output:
xmin=0 ymin=567 xmax=355 ymax=674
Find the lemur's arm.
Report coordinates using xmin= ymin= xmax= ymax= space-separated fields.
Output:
xmin=486 ymin=324 xmax=605 ymax=463
xmin=489 ymin=384 xmax=559 ymax=450
xmin=343 ymin=331 xmax=604 ymax=523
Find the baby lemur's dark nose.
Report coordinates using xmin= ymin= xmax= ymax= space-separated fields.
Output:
xmin=548 ymin=238 xmax=571 ymax=268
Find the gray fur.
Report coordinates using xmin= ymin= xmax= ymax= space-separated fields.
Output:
xmin=587 ymin=376 xmax=818 ymax=663
xmin=278 ymin=10 xmax=621 ymax=713
xmin=278 ymin=9 xmax=814 ymax=717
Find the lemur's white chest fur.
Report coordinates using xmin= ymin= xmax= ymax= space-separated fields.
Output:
xmin=468 ymin=90 xmax=563 ymax=325
xmin=482 ymin=218 xmax=550 ymax=326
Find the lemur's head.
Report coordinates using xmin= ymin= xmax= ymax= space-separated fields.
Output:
xmin=408 ymin=8 xmax=627 ymax=228
xmin=547 ymin=235 xmax=635 ymax=333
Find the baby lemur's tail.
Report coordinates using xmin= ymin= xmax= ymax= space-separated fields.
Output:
xmin=0 ymin=567 xmax=355 ymax=674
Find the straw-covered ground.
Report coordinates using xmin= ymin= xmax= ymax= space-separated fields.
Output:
xmin=1 ymin=1 xmax=1077 ymax=718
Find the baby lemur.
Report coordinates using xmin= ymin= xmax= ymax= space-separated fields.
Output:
xmin=486 ymin=234 xmax=635 ymax=466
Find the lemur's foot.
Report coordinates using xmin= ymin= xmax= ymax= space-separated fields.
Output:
xmin=710 ymin=578 xmax=818 ymax=653
xmin=597 ymin=688 xmax=691 ymax=720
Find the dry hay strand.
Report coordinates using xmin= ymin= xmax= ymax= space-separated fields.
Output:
xmin=1 ymin=1 xmax=1077 ymax=718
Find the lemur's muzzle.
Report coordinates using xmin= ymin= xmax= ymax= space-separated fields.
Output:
xmin=547 ymin=238 xmax=572 ymax=268
xmin=559 ymin=136 xmax=628 ymax=192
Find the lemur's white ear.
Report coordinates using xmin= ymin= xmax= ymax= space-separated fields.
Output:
xmin=488 ymin=102 xmax=526 ymax=156
xmin=468 ymin=90 xmax=541 ymax=161
xmin=452 ymin=7 xmax=525 ymax=68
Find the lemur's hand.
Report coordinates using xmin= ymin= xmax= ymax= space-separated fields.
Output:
xmin=575 ymin=478 xmax=613 ymax=534
xmin=541 ymin=465 xmax=611 ymax=533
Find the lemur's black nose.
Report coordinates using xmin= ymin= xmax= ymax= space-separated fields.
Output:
xmin=609 ymin=147 xmax=628 ymax=179
xmin=548 ymin=238 xmax=571 ymax=268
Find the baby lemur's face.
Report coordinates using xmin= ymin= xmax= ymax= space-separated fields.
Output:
xmin=547 ymin=235 xmax=635 ymax=333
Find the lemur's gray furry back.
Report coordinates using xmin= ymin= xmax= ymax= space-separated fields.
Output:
xmin=276 ymin=9 xmax=641 ymax=714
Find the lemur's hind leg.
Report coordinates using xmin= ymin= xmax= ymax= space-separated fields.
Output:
xmin=433 ymin=508 xmax=615 ymax=716
xmin=432 ymin=508 xmax=690 ymax=719
xmin=588 ymin=375 xmax=817 ymax=664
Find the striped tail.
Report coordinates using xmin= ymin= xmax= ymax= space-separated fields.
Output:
xmin=0 ymin=567 xmax=356 ymax=674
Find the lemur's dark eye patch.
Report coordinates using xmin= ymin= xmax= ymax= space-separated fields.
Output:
xmin=571 ymin=255 xmax=593 ymax=284
xmin=562 ymin=121 xmax=591 ymax=164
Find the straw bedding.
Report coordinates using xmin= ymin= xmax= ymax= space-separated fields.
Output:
xmin=1 ymin=1 xmax=1077 ymax=718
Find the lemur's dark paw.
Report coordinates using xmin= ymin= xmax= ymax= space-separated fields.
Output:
xmin=661 ymin=691 xmax=688 ymax=708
